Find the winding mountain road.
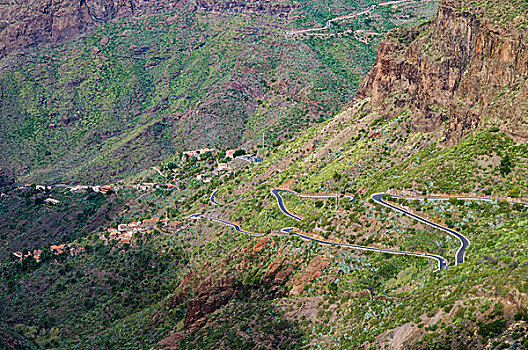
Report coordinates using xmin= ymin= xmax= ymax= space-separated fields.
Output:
xmin=210 ymin=189 xmax=221 ymax=206
xmin=271 ymin=189 xmax=448 ymax=271
xmin=371 ymin=193 xmax=470 ymax=265
xmin=281 ymin=228 xmax=447 ymax=271
xmin=271 ymin=189 xmax=303 ymax=221
xmin=200 ymin=190 xmax=446 ymax=270
xmin=389 ymin=194 xmax=528 ymax=208
xmin=205 ymin=216 xmax=263 ymax=237
xmin=271 ymin=188 xmax=354 ymax=221
xmin=203 ymin=187 xmax=525 ymax=271
xmin=287 ymin=0 xmax=410 ymax=35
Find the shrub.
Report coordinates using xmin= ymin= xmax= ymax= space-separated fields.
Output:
xmin=508 ymin=187 xmax=521 ymax=198
xmin=477 ymin=318 xmax=506 ymax=337
xmin=499 ymin=154 xmax=513 ymax=176
xmin=489 ymin=126 xmax=500 ymax=132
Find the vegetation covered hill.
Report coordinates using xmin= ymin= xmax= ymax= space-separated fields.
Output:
xmin=2 ymin=0 xmax=528 ymax=349
xmin=0 ymin=0 xmax=436 ymax=184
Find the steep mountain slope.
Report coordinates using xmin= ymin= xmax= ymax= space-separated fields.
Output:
xmin=2 ymin=0 xmax=528 ymax=349
xmin=357 ymin=0 xmax=528 ymax=142
xmin=0 ymin=0 xmax=436 ymax=183
xmin=0 ymin=0 xmax=295 ymax=57
xmin=155 ymin=0 xmax=528 ymax=347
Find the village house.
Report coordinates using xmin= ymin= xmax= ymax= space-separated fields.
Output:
xmin=49 ymin=243 xmax=85 ymax=257
xmin=24 ymin=249 xmax=43 ymax=262
xmin=50 ymin=244 xmax=66 ymax=255
xmin=183 ymin=150 xmax=201 ymax=160
xmin=33 ymin=250 xmax=43 ymax=262
xmin=110 ymin=220 xmax=152 ymax=244
xmin=194 ymin=173 xmax=212 ymax=182
xmin=12 ymin=252 xmax=23 ymax=262
xmin=167 ymin=221 xmax=183 ymax=233
xmin=217 ymin=163 xmax=229 ymax=172
xmin=134 ymin=183 xmax=160 ymax=191
xmin=118 ymin=222 xmax=142 ymax=233
xmin=44 ymin=198 xmax=60 ymax=205
xmin=99 ymin=185 xmax=114 ymax=194
xmin=117 ymin=233 xmax=132 ymax=244
xmin=142 ymin=218 xmax=159 ymax=229
xmin=226 ymin=149 xmax=236 ymax=159
xmin=70 ymin=185 xmax=90 ymax=193
xmin=107 ymin=227 xmax=119 ymax=238
xmin=12 ymin=249 xmax=43 ymax=263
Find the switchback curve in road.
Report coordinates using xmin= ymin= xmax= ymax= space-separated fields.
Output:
xmin=205 ymin=188 xmax=525 ymax=271
xmin=272 ymin=189 xmax=447 ymax=270
xmin=287 ymin=0 xmax=411 ymax=35
xmin=270 ymin=188 xmax=354 ymax=221
xmin=210 ymin=189 xmax=222 ymax=206
xmin=371 ymin=193 xmax=470 ymax=265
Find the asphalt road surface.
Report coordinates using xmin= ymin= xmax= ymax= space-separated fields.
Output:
xmin=371 ymin=193 xmax=470 ymax=265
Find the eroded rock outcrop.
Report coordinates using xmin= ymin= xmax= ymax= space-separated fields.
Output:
xmin=0 ymin=0 xmax=134 ymax=56
xmin=167 ymin=237 xmax=294 ymax=333
xmin=357 ymin=0 xmax=528 ymax=143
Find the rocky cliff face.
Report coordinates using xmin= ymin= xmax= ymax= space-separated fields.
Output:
xmin=1 ymin=0 xmax=132 ymax=56
xmin=357 ymin=0 xmax=528 ymax=143
xmin=0 ymin=0 xmax=295 ymax=57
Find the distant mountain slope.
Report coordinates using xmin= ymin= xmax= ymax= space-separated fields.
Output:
xmin=0 ymin=0 xmax=437 ymax=183
xmin=0 ymin=0 xmax=299 ymax=57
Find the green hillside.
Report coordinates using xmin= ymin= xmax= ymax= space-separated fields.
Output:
xmin=0 ymin=0 xmax=436 ymax=183
xmin=3 ymin=0 xmax=528 ymax=349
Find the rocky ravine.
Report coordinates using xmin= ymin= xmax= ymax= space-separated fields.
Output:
xmin=0 ymin=0 xmax=297 ymax=57
xmin=356 ymin=0 xmax=528 ymax=143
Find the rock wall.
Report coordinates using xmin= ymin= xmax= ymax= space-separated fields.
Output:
xmin=357 ymin=0 xmax=528 ymax=143
xmin=1 ymin=0 xmax=132 ymax=55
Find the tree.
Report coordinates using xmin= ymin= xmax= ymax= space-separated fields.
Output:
xmin=233 ymin=150 xmax=246 ymax=157
xmin=499 ymin=154 xmax=512 ymax=176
